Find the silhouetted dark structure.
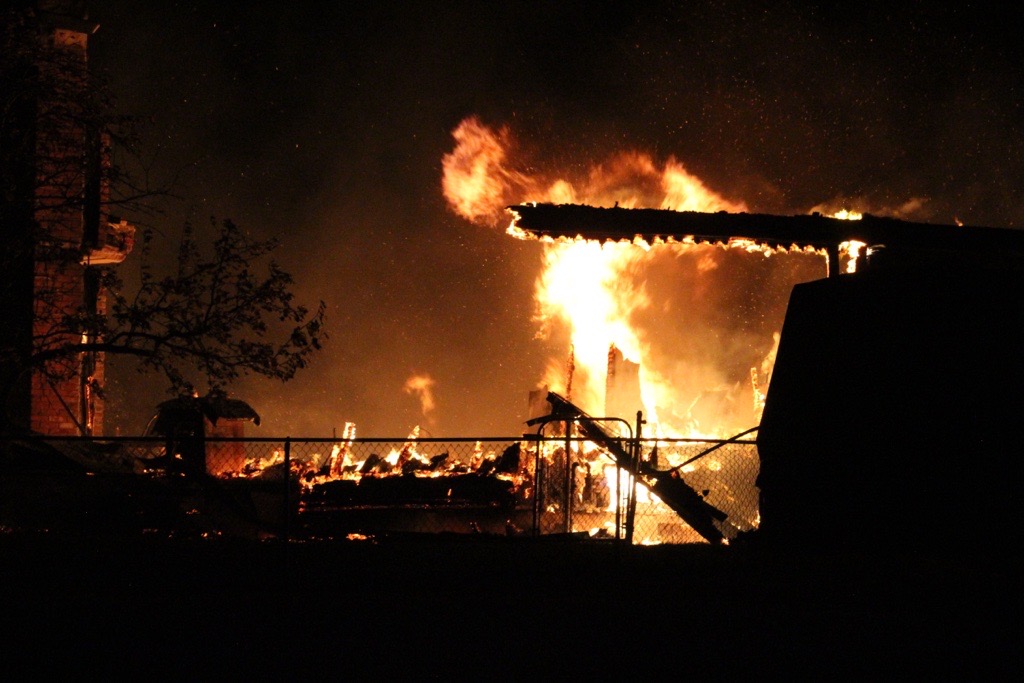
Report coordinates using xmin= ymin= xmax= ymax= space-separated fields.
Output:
xmin=757 ymin=262 xmax=1024 ymax=550
xmin=143 ymin=393 xmax=260 ymax=476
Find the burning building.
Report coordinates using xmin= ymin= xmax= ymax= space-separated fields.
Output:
xmin=509 ymin=202 xmax=1024 ymax=550
xmin=1 ymin=2 xmax=134 ymax=436
xmin=437 ymin=114 xmax=1024 ymax=548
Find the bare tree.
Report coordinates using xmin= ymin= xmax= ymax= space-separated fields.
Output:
xmin=64 ymin=218 xmax=328 ymax=396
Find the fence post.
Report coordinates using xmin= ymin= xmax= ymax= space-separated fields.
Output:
xmin=530 ymin=435 xmax=542 ymax=537
xmin=283 ymin=437 xmax=291 ymax=543
xmin=564 ymin=420 xmax=573 ymax=534
xmin=625 ymin=411 xmax=643 ymax=545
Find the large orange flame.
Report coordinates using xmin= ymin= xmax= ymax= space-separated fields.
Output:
xmin=443 ymin=117 xmax=825 ymax=437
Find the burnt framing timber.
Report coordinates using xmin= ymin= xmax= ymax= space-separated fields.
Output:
xmin=507 ymin=203 xmax=1024 ymax=275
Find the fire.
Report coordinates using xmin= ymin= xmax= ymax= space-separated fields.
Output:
xmin=403 ymin=373 xmax=437 ymax=424
xmin=830 ymin=211 xmax=866 ymax=274
xmin=326 ymin=421 xmax=357 ymax=477
xmin=441 ymin=117 xmax=526 ymax=224
xmin=840 ymin=240 xmax=867 ymax=274
xmin=534 ymin=239 xmax=647 ymax=414
xmin=234 ymin=424 xmax=531 ymax=500
xmin=442 ymin=116 xmax=824 ymax=438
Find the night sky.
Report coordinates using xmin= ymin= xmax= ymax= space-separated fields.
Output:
xmin=84 ymin=1 xmax=1024 ymax=437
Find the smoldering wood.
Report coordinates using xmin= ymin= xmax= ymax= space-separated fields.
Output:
xmin=492 ymin=442 xmax=520 ymax=475
xmin=304 ymin=473 xmax=518 ymax=509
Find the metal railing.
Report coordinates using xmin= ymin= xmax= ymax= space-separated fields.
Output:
xmin=0 ymin=433 xmax=760 ymax=544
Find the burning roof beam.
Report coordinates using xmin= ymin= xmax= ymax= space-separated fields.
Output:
xmin=507 ymin=204 xmax=1024 ymax=269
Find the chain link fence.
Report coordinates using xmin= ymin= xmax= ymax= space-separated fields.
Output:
xmin=530 ymin=437 xmax=760 ymax=544
xmin=1 ymin=433 xmax=759 ymax=544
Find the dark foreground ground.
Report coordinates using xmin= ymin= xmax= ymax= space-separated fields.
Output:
xmin=1 ymin=530 xmax=1019 ymax=679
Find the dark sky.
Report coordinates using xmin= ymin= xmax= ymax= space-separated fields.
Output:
xmin=84 ymin=1 xmax=1024 ymax=437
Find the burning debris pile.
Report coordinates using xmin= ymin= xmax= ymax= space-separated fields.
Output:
xmin=197 ymin=416 xmax=760 ymax=543
xmin=229 ymin=428 xmax=533 ymax=526
xmin=300 ymin=436 xmax=528 ymax=509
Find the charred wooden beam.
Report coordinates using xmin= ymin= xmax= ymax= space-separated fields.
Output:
xmin=507 ymin=203 xmax=1024 ymax=258
xmin=304 ymin=473 xmax=518 ymax=508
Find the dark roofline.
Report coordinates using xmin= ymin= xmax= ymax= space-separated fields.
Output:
xmin=506 ymin=204 xmax=1024 ymax=255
